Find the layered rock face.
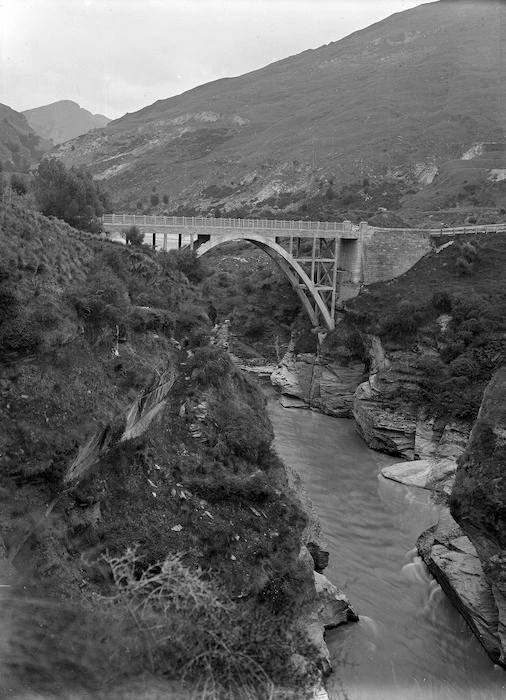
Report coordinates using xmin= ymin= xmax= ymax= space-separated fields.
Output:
xmin=271 ymin=344 xmax=365 ymax=418
xmin=449 ymin=367 xmax=506 ymax=666
xmin=353 ymin=336 xmax=470 ymax=460
xmin=418 ymin=507 xmax=502 ymax=666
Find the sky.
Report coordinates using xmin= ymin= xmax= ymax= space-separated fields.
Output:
xmin=0 ymin=0 xmax=437 ymax=120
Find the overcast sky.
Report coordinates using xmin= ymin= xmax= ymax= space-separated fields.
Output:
xmin=1 ymin=0 xmax=437 ymax=120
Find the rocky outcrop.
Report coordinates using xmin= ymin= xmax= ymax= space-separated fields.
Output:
xmin=382 ymin=458 xmax=457 ymax=495
xmin=271 ymin=344 xmax=364 ymax=417
xmin=353 ymin=336 xmax=471 ymax=459
xmin=287 ymin=466 xmax=358 ymax=688
xmin=314 ymin=569 xmax=359 ymax=628
xmin=449 ymin=366 xmax=506 ymax=666
xmin=418 ymin=508 xmax=503 ymax=666
xmin=295 ymin=545 xmax=358 ymax=683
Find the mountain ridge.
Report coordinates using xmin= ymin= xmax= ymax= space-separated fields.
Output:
xmin=54 ymin=0 xmax=506 ymax=221
xmin=23 ymin=100 xmax=110 ymax=145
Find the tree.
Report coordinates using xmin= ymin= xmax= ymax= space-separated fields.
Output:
xmin=33 ymin=157 xmax=111 ymax=232
xmin=150 ymin=193 xmax=160 ymax=207
xmin=124 ymin=225 xmax=144 ymax=246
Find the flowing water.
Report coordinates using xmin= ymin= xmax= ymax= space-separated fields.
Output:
xmin=267 ymin=397 xmax=506 ymax=700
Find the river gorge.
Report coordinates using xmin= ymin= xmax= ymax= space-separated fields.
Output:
xmin=267 ymin=394 xmax=506 ymax=700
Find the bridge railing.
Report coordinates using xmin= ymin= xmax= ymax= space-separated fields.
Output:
xmin=101 ymin=214 xmax=506 ymax=237
xmin=101 ymin=214 xmax=349 ymax=232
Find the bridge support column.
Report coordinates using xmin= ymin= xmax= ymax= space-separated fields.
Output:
xmin=163 ymin=232 xmax=168 ymax=251
xmin=152 ymin=232 xmax=156 ymax=249
xmin=178 ymin=234 xmax=182 ymax=249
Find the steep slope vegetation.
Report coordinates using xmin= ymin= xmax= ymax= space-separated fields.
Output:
xmin=55 ymin=1 xmax=505 ymax=222
xmin=0 ymin=202 xmax=327 ymax=699
xmin=0 ymin=103 xmax=51 ymax=173
xmin=23 ymin=100 xmax=111 ymax=145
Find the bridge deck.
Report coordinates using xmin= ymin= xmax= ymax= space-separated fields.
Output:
xmin=102 ymin=214 xmax=506 ymax=237
xmin=102 ymin=213 xmax=357 ymax=237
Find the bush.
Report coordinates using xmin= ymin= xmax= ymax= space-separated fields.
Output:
xmin=455 ymin=255 xmax=474 ymax=276
xmin=188 ymin=346 xmax=233 ymax=387
xmin=128 ymin=306 xmax=174 ymax=334
xmin=70 ymin=269 xmax=130 ymax=328
xmin=380 ymin=300 xmax=426 ymax=340
xmin=10 ymin=174 xmax=28 ymax=196
xmin=101 ymin=547 xmax=303 ymax=697
xmin=213 ymin=400 xmax=272 ymax=462
xmin=168 ymin=248 xmax=208 ymax=284
xmin=124 ymin=225 xmax=144 ymax=246
xmin=432 ymin=290 xmax=452 ymax=313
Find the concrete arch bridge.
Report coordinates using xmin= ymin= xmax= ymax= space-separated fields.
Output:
xmin=102 ymin=214 xmax=506 ymax=332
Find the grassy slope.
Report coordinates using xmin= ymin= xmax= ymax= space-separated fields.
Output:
xmin=0 ymin=202 xmax=319 ymax=698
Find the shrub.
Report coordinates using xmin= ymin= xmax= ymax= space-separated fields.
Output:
xmin=188 ymin=346 xmax=233 ymax=387
xmin=124 ymin=225 xmax=144 ymax=246
xmin=70 ymin=269 xmax=130 ymax=328
xmin=0 ymin=285 xmax=19 ymax=322
xmin=0 ymin=314 xmax=42 ymax=355
xmin=128 ymin=306 xmax=174 ymax=334
xmin=213 ymin=400 xmax=272 ymax=462
xmin=150 ymin=193 xmax=160 ymax=207
xmin=175 ymin=302 xmax=210 ymax=337
xmin=380 ymin=300 xmax=426 ymax=340
xmin=10 ymin=174 xmax=28 ymax=196
xmin=432 ymin=290 xmax=452 ymax=313
xmin=101 ymin=547 xmax=302 ymax=697
xmin=168 ymin=248 xmax=208 ymax=284
xmin=455 ymin=255 xmax=474 ymax=276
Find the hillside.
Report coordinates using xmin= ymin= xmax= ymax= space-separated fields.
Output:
xmin=23 ymin=100 xmax=110 ymax=145
xmin=0 ymin=201 xmax=335 ymax=699
xmin=0 ymin=103 xmax=51 ymax=172
xmin=55 ymin=0 xmax=506 ymax=223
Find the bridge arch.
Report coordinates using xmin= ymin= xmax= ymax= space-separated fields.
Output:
xmin=196 ymin=232 xmax=335 ymax=330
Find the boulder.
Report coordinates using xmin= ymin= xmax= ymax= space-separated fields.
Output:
xmin=381 ymin=458 xmax=457 ymax=495
xmin=306 ymin=541 xmax=329 ymax=573
xmin=314 ymin=570 xmax=359 ymax=629
xmin=418 ymin=507 xmax=503 ymax=666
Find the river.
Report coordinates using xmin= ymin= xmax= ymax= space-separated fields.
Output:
xmin=267 ymin=397 xmax=506 ymax=700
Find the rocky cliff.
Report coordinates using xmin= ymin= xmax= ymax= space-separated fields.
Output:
xmin=353 ymin=335 xmax=471 ymax=461
xmin=270 ymin=335 xmax=365 ymax=418
xmin=449 ymin=366 xmax=506 ymax=665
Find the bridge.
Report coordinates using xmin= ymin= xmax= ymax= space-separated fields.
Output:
xmin=102 ymin=214 xmax=506 ymax=331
